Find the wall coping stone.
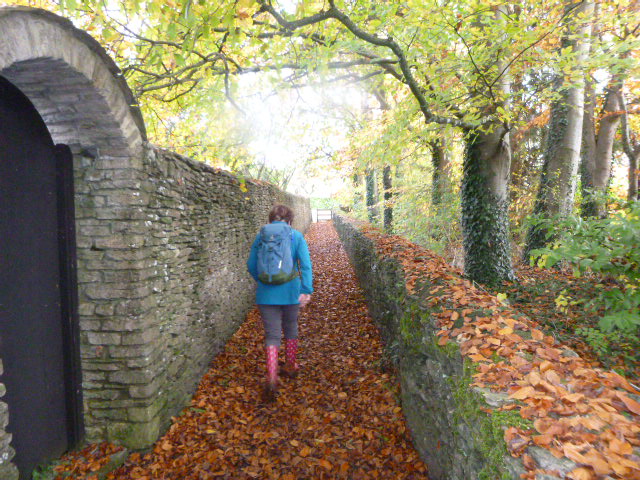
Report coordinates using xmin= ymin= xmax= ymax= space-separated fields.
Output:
xmin=145 ymin=143 xmax=310 ymax=204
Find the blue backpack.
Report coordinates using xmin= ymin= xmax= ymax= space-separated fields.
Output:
xmin=257 ymin=223 xmax=299 ymax=284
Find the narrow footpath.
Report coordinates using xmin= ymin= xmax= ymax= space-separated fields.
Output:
xmin=108 ymin=221 xmax=429 ymax=480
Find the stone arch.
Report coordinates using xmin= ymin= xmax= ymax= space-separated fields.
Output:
xmin=0 ymin=6 xmax=146 ymax=156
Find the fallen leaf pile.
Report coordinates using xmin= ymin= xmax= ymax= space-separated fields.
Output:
xmin=502 ymin=265 xmax=640 ymax=378
xmin=55 ymin=221 xmax=424 ymax=479
xmin=358 ymin=222 xmax=640 ymax=480
xmin=52 ymin=442 xmax=125 ymax=479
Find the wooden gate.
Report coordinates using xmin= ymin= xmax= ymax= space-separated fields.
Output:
xmin=0 ymin=76 xmax=83 ymax=478
xmin=316 ymin=209 xmax=333 ymax=221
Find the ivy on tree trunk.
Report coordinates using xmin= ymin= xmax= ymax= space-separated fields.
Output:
xmin=352 ymin=173 xmax=363 ymax=212
xmin=366 ymin=168 xmax=378 ymax=223
xmin=430 ymin=138 xmax=451 ymax=206
xmin=525 ymin=1 xmax=594 ymax=257
xmin=461 ymin=129 xmax=515 ymax=286
xmin=383 ymin=165 xmax=393 ymax=233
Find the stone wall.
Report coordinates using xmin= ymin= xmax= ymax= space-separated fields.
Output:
xmin=76 ymin=145 xmax=311 ymax=447
xmin=333 ymin=216 xmax=525 ymax=480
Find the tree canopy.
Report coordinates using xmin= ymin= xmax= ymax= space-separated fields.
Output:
xmin=8 ymin=0 xmax=640 ymax=285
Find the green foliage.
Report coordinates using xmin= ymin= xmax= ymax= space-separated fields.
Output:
xmin=388 ymin=132 xmax=463 ymax=260
xmin=553 ymin=288 xmax=584 ymax=314
xmin=310 ymin=197 xmax=338 ymax=209
xmin=574 ymin=327 xmax=640 ymax=372
xmin=32 ymin=460 xmax=62 ymax=480
xmin=395 ymin=187 xmax=462 ymax=259
xmin=530 ymin=201 xmax=640 ymax=332
xmin=489 ymin=410 xmax=534 ymax=439
xmin=25 ymin=0 xmax=640 ymax=286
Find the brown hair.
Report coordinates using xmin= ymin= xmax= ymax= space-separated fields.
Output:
xmin=268 ymin=204 xmax=294 ymax=224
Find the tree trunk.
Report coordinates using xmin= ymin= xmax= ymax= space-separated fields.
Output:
xmin=462 ymin=5 xmax=515 ymax=285
xmin=352 ymin=173 xmax=363 ymax=212
xmin=591 ymin=90 xmax=622 ymax=215
xmin=581 ymin=73 xmax=623 ymax=218
xmin=580 ymin=74 xmax=598 ymax=217
xmin=620 ymin=93 xmax=640 ymax=202
xmin=365 ymin=168 xmax=377 ymax=223
xmin=629 ymin=152 xmax=640 ymax=202
xmin=525 ymin=0 xmax=594 ymax=257
xmin=382 ymin=165 xmax=393 ymax=233
xmin=371 ymin=88 xmax=393 ymax=231
xmin=508 ymin=75 xmax=529 ymax=190
xmin=462 ymin=127 xmax=515 ymax=285
xmin=429 ymin=137 xmax=452 ymax=205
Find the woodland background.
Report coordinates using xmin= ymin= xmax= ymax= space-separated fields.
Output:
xmin=6 ymin=0 xmax=640 ymax=377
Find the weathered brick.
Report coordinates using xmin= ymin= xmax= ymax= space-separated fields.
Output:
xmin=87 ymin=332 xmax=122 ymax=346
xmin=121 ymin=328 xmax=160 ymax=346
xmin=108 ymin=369 xmax=152 ymax=385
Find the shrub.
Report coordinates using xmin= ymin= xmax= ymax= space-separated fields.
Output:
xmin=529 ymin=201 xmax=640 ymax=332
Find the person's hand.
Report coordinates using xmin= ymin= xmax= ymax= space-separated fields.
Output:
xmin=298 ymin=294 xmax=311 ymax=308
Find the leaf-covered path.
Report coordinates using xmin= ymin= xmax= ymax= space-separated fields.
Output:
xmin=108 ymin=221 xmax=428 ymax=480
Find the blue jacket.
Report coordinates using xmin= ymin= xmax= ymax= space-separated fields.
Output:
xmin=247 ymin=222 xmax=313 ymax=305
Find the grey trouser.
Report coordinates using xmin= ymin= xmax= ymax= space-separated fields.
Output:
xmin=258 ymin=304 xmax=300 ymax=347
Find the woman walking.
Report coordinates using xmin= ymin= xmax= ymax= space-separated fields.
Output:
xmin=247 ymin=205 xmax=313 ymax=401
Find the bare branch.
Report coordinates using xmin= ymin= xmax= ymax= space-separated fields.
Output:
xmin=133 ymin=56 xmax=398 ymax=96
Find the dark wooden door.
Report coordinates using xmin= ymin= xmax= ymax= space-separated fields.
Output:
xmin=0 ymin=76 xmax=82 ymax=478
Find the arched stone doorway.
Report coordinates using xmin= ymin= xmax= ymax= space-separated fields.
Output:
xmin=0 ymin=75 xmax=82 ymax=478
xmin=0 ymin=6 xmax=146 ymax=478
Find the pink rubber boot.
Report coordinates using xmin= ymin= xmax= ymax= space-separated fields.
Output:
xmin=263 ymin=345 xmax=278 ymax=401
xmin=282 ymin=339 xmax=299 ymax=378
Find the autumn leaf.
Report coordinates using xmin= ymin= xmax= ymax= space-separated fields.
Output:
xmin=53 ymin=221 xmax=640 ymax=480
xmin=509 ymin=386 xmax=536 ymax=400
xmin=568 ymin=467 xmax=596 ymax=480
xmin=357 ymin=220 xmax=640 ymax=480
xmin=563 ymin=445 xmax=613 ymax=475
xmin=615 ymin=392 xmax=640 ymax=415
xmin=608 ymin=437 xmax=633 ymax=456
xmin=531 ymin=329 xmax=544 ymax=341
